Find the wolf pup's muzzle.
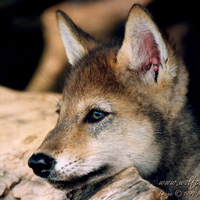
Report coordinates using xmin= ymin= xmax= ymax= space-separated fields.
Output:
xmin=28 ymin=153 xmax=55 ymax=178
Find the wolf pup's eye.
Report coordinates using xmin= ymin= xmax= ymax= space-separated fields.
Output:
xmin=85 ymin=109 xmax=109 ymax=123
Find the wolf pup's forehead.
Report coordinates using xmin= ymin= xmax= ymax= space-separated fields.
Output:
xmin=63 ymin=47 xmax=125 ymax=97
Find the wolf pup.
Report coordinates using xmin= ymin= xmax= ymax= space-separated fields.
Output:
xmin=28 ymin=4 xmax=200 ymax=199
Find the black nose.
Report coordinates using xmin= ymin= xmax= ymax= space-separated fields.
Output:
xmin=28 ymin=153 xmax=55 ymax=178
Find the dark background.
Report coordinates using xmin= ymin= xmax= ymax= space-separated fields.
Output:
xmin=0 ymin=0 xmax=63 ymax=90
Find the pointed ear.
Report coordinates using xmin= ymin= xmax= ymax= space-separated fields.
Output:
xmin=56 ymin=10 xmax=99 ymax=66
xmin=117 ymin=4 xmax=168 ymax=83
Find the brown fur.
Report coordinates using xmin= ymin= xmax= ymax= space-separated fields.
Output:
xmin=28 ymin=4 xmax=200 ymax=199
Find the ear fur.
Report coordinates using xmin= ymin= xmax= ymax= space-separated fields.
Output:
xmin=117 ymin=4 xmax=168 ymax=84
xmin=117 ymin=4 xmax=188 ymax=118
xmin=56 ymin=10 xmax=99 ymax=65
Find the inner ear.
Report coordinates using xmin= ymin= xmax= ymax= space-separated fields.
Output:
xmin=140 ymin=31 xmax=160 ymax=82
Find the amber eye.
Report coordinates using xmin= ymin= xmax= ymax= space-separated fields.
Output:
xmin=85 ymin=109 xmax=109 ymax=123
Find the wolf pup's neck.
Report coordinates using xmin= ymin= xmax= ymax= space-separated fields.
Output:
xmin=148 ymin=105 xmax=200 ymax=197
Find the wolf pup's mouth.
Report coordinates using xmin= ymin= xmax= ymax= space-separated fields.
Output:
xmin=48 ymin=165 xmax=110 ymax=190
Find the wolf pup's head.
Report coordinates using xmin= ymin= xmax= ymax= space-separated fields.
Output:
xmin=28 ymin=4 xmax=188 ymax=190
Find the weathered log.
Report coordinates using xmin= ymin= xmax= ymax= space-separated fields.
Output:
xmin=68 ymin=166 xmax=167 ymax=200
xmin=0 ymin=86 xmax=167 ymax=199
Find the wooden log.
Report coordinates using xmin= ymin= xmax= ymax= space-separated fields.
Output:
xmin=69 ymin=166 xmax=167 ymax=200
xmin=0 ymin=86 xmax=167 ymax=199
